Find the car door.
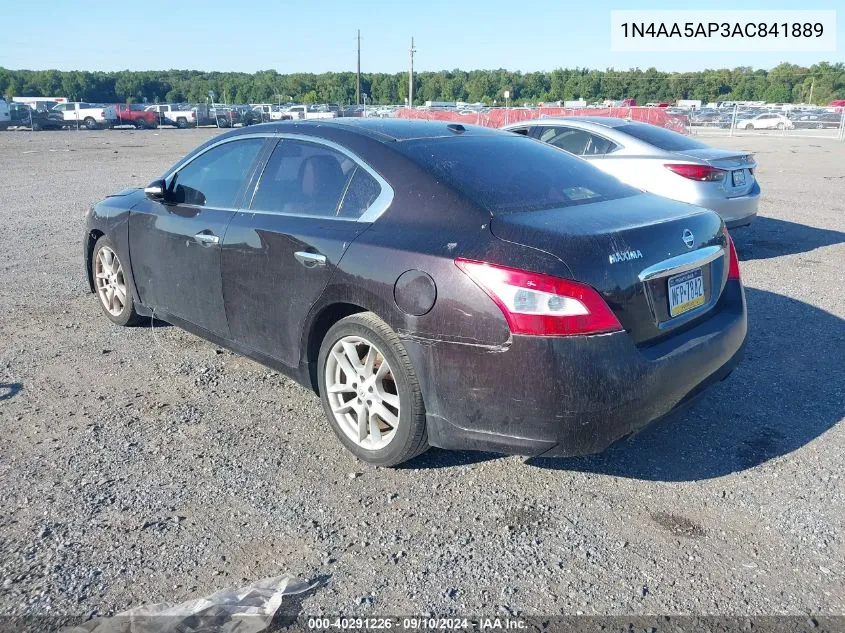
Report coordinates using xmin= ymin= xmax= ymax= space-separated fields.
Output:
xmin=55 ymin=103 xmax=71 ymax=123
xmin=128 ymin=136 xmax=267 ymax=336
xmin=222 ymin=136 xmax=390 ymax=367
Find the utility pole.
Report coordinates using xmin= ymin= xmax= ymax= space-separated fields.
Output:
xmin=356 ymin=29 xmax=361 ymax=106
xmin=808 ymin=78 xmax=815 ymax=105
xmin=409 ymin=36 xmax=416 ymax=108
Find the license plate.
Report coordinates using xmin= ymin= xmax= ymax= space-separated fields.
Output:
xmin=732 ymin=169 xmax=746 ymax=187
xmin=668 ymin=268 xmax=705 ymax=317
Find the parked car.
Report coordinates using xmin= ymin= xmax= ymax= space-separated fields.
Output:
xmin=52 ymin=102 xmax=117 ymax=129
xmin=145 ymin=104 xmax=197 ymax=128
xmin=503 ymin=117 xmax=760 ymax=228
xmin=790 ymin=112 xmax=843 ymax=129
xmin=233 ymin=104 xmax=270 ymax=126
xmin=734 ymin=112 xmax=794 ymax=130
xmin=192 ymin=104 xmax=239 ymax=127
xmin=114 ymin=103 xmax=158 ymax=129
xmin=689 ymin=111 xmax=721 ymax=126
xmin=5 ymin=102 xmax=65 ymax=130
xmin=84 ymin=119 xmax=747 ymax=466
xmin=341 ymin=105 xmax=365 ymax=117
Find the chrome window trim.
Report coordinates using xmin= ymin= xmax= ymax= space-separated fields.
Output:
xmin=638 ymin=245 xmax=724 ymax=282
xmin=162 ymin=132 xmax=394 ymax=223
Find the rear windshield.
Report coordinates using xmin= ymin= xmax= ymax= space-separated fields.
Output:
xmin=616 ymin=123 xmax=709 ymax=151
xmin=400 ymin=135 xmax=637 ymax=214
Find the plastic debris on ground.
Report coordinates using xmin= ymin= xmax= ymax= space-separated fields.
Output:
xmin=62 ymin=574 xmax=315 ymax=633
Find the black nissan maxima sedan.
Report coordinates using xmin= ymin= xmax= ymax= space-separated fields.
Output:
xmin=84 ymin=119 xmax=747 ymax=466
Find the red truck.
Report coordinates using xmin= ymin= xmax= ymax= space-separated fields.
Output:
xmin=113 ymin=104 xmax=159 ymax=129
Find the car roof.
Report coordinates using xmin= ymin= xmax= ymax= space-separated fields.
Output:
xmin=231 ymin=118 xmax=505 ymax=142
xmin=528 ymin=116 xmax=634 ymax=128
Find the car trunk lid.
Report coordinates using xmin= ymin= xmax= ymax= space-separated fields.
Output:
xmin=671 ymin=148 xmax=757 ymax=195
xmin=489 ymin=193 xmax=729 ymax=344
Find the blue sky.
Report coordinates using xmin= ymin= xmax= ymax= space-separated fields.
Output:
xmin=2 ymin=0 xmax=841 ymax=73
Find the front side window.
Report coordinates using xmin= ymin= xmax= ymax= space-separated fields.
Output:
xmin=250 ymin=140 xmax=359 ymax=217
xmin=169 ymin=138 xmax=265 ymax=207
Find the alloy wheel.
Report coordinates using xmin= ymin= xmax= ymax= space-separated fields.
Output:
xmin=95 ymin=246 xmax=128 ymax=317
xmin=324 ymin=335 xmax=400 ymax=451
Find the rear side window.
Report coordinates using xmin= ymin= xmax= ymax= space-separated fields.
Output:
xmin=337 ymin=167 xmax=381 ymax=218
xmin=537 ymin=126 xmax=619 ymax=156
xmin=170 ymin=138 xmax=265 ymax=207
xmin=616 ymin=123 xmax=709 ymax=151
xmin=400 ymin=136 xmax=637 ymax=214
xmin=250 ymin=139 xmax=356 ymax=217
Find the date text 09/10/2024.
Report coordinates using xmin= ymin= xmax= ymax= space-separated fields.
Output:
xmin=306 ymin=618 xmax=527 ymax=630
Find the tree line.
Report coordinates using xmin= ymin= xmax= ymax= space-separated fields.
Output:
xmin=1 ymin=62 xmax=844 ymax=106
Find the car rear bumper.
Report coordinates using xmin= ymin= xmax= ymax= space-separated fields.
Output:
xmin=689 ymin=181 xmax=760 ymax=228
xmin=403 ymin=280 xmax=747 ymax=458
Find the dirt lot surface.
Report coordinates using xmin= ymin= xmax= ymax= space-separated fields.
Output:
xmin=0 ymin=128 xmax=843 ymax=624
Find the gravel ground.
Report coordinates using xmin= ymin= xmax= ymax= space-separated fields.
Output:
xmin=0 ymin=128 xmax=843 ymax=624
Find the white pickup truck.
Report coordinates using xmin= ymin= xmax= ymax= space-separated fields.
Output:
xmin=285 ymin=105 xmax=337 ymax=120
xmin=52 ymin=102 xmax=117 ymax=129
xmin=145 ymin=104 xmax=197 ymax=128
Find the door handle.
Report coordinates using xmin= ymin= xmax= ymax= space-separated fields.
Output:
xmin=194 ymin=232 xmax=219 ymax=245
xmin=294 ymin=251 xmax=327 ymax=268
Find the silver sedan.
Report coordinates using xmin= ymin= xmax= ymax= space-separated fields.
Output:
xmin=502 ymin=117 xmax=760 ymax=228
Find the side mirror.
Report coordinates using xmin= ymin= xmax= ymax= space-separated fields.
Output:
xmin=144 ymin=180 xmax=166 ymax=200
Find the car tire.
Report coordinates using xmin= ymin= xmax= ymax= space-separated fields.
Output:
xmin=135 ymin=120 xmax=146 ymax=129
xmin=744 ymin=123 xmax=754 ymax=130
xmin=777 ymin=122 xmax=785 ymax=130
xmin=84 ymin=117 xmax=98 ymax=130
xmin=91 ymin=237 xmax=142 ymax=327
xmin=317 ymin=312 xmax=428 ymax=467
xmin=176 ymin=118 xmax=187 ymax=129
xmin=32 ymin=122 xmax=42 ymax=131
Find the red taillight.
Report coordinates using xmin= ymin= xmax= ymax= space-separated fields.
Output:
xmin=665 ymin=163 xmax=726 ymax=182
xmin=455 ymin=259 xmax=623 ymax=336
xmin=724 ymin=229 xmax=741 ymax=280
